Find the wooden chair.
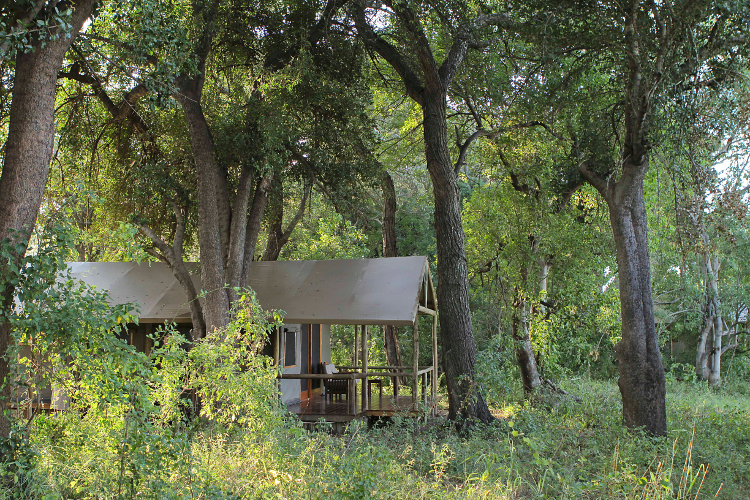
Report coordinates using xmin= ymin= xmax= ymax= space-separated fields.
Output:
xmin=322 ymin=362 xmax=348 ymax=401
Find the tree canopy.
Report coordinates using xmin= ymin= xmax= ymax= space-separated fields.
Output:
xmin=1 ymin=0 xmax=750 ymax=443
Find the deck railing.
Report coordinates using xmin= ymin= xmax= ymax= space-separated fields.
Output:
xmin=278 ymin=364 xmax=437 ymax=415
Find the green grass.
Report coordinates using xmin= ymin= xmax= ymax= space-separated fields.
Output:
xmin=4 ymin=377 xmax=749 ymax=499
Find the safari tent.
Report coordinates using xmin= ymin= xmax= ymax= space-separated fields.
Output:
xmin=64 ymin=256 xmax=439 ymax=423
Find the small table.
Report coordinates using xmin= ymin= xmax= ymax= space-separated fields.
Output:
xmin=367 ymin=379 xmax=383 ymax=400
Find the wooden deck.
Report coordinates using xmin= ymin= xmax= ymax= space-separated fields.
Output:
xmin=286 ymin=393 xmax=425 ymax=422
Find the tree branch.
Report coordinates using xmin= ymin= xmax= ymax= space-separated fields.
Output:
xmin=171 ymin=202 xmax=187 ymax=260
xmin=59 ymin=51 xmax=151 ymax=133
xmin=280 ymin=175 xmax=313 ymax=244
xmin=454 ymin=120 xmax=565 ymax=174
xmin=384 ymin=0 xmax=439 ymax=86
xmin=353 ymin=2 xmax=424 ymax=105
xmin=143 ymin=247 xmax=170 ymax=266
xmin=579 ymin=161 xmax=608 ymax=197
xmin=137 ymin=221 xmax=175 ymax=264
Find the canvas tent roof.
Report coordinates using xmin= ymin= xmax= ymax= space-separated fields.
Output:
xmin=67 ymin=256 xmax=435 ymax=326
xmin=67 ymin=262 xmax=199 ymax=323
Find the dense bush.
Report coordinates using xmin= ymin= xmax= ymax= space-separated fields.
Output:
xmin=4 ymin=374 xmax=750 ymax=499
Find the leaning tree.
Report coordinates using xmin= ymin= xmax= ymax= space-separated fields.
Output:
xmin=0 ymin=0 xmax=100 ymax=439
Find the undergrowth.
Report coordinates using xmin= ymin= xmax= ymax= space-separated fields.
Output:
xmin=3 ymin=378 xmax=748 ymax=499
xmin=1 ymin=287 xmax=748 ymax=499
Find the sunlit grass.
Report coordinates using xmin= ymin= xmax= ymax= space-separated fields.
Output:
xmin=3 ymin=377 xmax=749 ymax=499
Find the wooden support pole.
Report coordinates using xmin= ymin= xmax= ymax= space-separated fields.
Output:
xmin=273 ymin=327 xmax=280 ymax=365
xmin=353 ymin=325 xmax=359 ymax=367
xmin=432 ymin=314 xmax=438 ymax=416
xmin=348 ymin=378 xmax=356 ymax=415
xmin=418 ymin=305 xmax=436 ymax=316
xmin=412 ymin=319 xmax=419 ymax=406
xmin=362 ymin=324 xmax=369 ymax=411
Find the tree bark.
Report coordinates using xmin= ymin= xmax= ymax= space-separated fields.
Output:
xmin=599 ymin=168 xmax=667 ymax=435
xmin=0 ymin=0 xmax=98 ymax=440
xmin=381 ymin=170 xmax=404 ymax=382
xmin=512 ymin=297 xmax=542 ymax=395
xmin=575 ymin=0 xmax=668 ymax=436
xmin=174 ymin=85 xmax=230 ymax=332
xmin=423 ymin=89 xmax=493 ymax=423
xmin=354 ymin=3 xmax=496 ymax=423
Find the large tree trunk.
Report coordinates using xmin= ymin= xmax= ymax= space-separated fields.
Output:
xmin=423 ymin=90 xmax=493 ymax=423
xmin=381 ymin=170 xmax=404 ymax=382
xmin=0 ymin=0 xmax=98 ymax=440
xmin=607 ymin=170 xmax=667 ymax=435
xmin=353 ymin=2 xmax=497 ymax=424
xmin=175 ymin=86 xmax=230 ymax=332
xmin=576 ymin=0 xmax=668 ymax=436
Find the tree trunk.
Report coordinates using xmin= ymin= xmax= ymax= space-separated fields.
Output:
xmin=0 ymin=0 xmax=98 ymax=440
xmin=707 ymin=256 xmax=723 ymax=386
xmin=606 ymin=170 xmax=667 ymax=435
xmin=512 ymin=297 xmax=542 ymax=395
xmin=262 ymin=174 xmax=285 ymax=261
xmin=695 ymin=320 xmax=712 ymax=380
xmin=696 ymin=254 xmax=712 ymax=379
xmin=172 ymin=260 xmax=206 ymax=340
xmin=423 ymin=89 xmax=493 ymax=423
xmin=381 ymin=170 xmax=404 ymax=383
xmin=240 ymin=175 xmax=273 ymax=283
xmin=512 ymin=239 xmax=543 ymax=396
xmin=382 ymin=171 xmax=398 ymax=259
xmin=353 ymin=2 xmax=496 ymax=424
xmin=175 ymin=84 xmax=230 ymax=332
xmin=261 ymin=173 xmax=310 ymax=262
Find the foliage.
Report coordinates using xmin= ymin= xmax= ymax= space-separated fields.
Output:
xmin=2 ymin=236 xmax=749 ymax=498
xmin=5 ymin=370 xmax=750 ymax=498
xmin=185 ymin=293 xmax=285 ymax=430
xmin=283 ymin=200 xmax=372 ymax=261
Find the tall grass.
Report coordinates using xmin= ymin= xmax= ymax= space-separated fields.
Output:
xmin=2 ymin=299 xmax=748 ymax=500
xmin=3 ymin=376 xmax=747 ymax=499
